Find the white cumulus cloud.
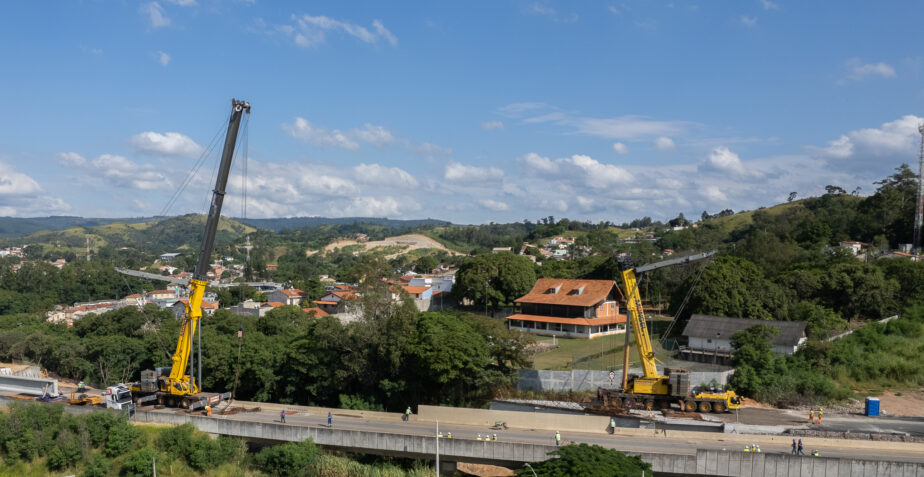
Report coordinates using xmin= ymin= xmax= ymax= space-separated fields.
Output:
xmin=612 ymin=142 xmax=629 ymax=154
xmin=559 ymin=154 xmax=634 ymax=189
xmin=820 ymin=115 xmax=923 ymax=160
xmin=519 ymin=152 xmax=558 ymax=173
xmin=283 ymin=117 xmax=359 ymax=150
xmin=653 ymin=136 xmax=676 ymax=150
xmin=353 ymin=163 xmax=418 ymax=187
xmin=481 ymin=120 xmax=505 ymax=131
xmin=158 ymin=51 xmax=170 ymax=66
xmin=740 ymin=15 xmax=757 ymax=27
xmin=0 ymin=162 xmax=69 ymax=215
xmin=130 ymin=132 xmax=204 ymax=157
xmin=478 ymin=199 xmax=509 ymax=211
xmin=699 ymin=146 xmax=748 ymax=176
xmin=843 ymin=58 xmax=896 ymax=82
xmin=444 ymin=162 xmax=504 ymax=182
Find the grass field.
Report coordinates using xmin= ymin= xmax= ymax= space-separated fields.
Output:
xmin=531 ymin=330 xmax=675 ymax=371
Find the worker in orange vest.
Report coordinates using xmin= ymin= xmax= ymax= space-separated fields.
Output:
xmin=808 ymin=409 xmax=814 ymax=423
xmin=817 ymin=408 xmax=823 ymax=424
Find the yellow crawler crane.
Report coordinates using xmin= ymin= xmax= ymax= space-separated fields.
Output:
xmin=594 ymin=251 xmax=742 ymax=413
xmin=129 ymin=99 xmax=250 ymax=408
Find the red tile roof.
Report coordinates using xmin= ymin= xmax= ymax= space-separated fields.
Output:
xmin=506 ymin=313 xmax=627 ymax=326
xmin=403 ymin=285 xmax=431 ymax=294
xmin=514 ymin=278 xmax=617 ymax=307
xmin=302 ymin=307 xmax=329 ymax=317
xmin=279 ymin=289 xmax=307 ymax=297
xmin=314 ymin=300 xmax=338 ymax=306
xmin=265 ymin=301 xmax=286 ymax=308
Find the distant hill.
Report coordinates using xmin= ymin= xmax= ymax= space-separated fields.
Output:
xmin=0 ymin=216 xmax=157 ymax=239
xmin=2 ymin=214 xmax=255 ymax=253
xmin=236 ymin=216 xmax=451 ymax=231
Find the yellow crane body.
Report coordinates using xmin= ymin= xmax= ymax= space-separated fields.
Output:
xmin=590 ymin=251 xmax=742 ymax=414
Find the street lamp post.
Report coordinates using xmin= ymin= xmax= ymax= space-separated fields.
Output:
xmin=524 ymin=463 xmax=538 ymax=477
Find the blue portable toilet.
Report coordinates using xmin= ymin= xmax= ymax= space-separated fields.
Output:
xmin=865 ymin=397 xmax=880 ymax=417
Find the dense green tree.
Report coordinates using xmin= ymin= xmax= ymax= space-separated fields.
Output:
xmin=677 ymin=256 xmax=787 ymax=320
xmin=453 ymin=253 xmax=536 ymax=308
xmin=518 ymin=444 xmax=651 ymax=476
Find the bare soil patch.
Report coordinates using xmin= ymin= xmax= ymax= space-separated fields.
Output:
xmin=313 ymin=234 xmax=463 ymax=259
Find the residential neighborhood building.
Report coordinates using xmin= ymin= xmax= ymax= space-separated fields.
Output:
xmin=171 ymin=299 xmax=219 ymax=319
xmin=678 ymin=314 xmax=808 ymax=365
xmin=408 ymin=274 xmax=454 ymax=293
xmin=159 ymin=252 xmax=181 ymax=261
xmin=230 ymin=299 xmax=282 ymax=318
xmin=266 ymin=288 xmax=308 ymax=306
xmin=315 ymin=289 xmax=358 ymax=314
xmin=506 ymin=278 xmax=626 ymax=339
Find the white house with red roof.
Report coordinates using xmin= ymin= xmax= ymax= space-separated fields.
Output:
xmin=267 ymin=288 xmax=308 ymax=306
xmin=506 ymin=278 xmax=626 ymax=339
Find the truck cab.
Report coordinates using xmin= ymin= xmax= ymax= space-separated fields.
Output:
xmin=104 ymin=384 xmax=134 ymax=410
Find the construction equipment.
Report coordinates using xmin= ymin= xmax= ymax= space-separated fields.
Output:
xmin=592 ymin=251 xmax=742 ymax=413
xmin=126 ymin=99 xmax=250 ymax=408
xmin=68 ymin=391 xmax=101 ymax=406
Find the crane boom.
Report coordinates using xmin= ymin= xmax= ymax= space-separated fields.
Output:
xmin=619 ymin=251 xmax=716 ymax=388
xmin=165 ymin=99 xmax=250 ymax=397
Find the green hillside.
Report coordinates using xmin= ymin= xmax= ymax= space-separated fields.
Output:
xmin=3 ymin=214 xmax=255 ymax=254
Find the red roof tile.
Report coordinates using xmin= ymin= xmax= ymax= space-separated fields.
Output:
xmin=514 ymin=278 xmax=617 ymax=307
xmin=301 ymin=307 xmax=329 ymax=317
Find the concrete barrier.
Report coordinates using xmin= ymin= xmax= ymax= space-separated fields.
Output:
xmin=0 ymin=375 xmax=58 ymax=396
xmin=517 ymin=368 xmax=734 ymax=392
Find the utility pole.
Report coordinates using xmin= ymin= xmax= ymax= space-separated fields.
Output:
xmin=914 ymin=124 xmax=924 ymax=252
xmin=86 ymin=234 xmax=91 ymax=262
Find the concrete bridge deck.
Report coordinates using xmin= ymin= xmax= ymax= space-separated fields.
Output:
xmin=3 ymin=395 xmax=923 ymax=476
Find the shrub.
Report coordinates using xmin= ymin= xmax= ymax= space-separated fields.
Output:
xmin=81 ymin=454 xmax=111 ymax=477
xmin=120 ymin=447 xmax=156 ymax=477
xmin=104 ymin=419 xmax=140 ymax=457
xmin=254 ymin=440 xmax=319 ymax=477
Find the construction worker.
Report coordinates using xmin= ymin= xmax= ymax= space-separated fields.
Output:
xmin=812 ymin=449 xmax=820 ymax=457
xmin=492 ymin=434 xmax=497 ymax=442
xmin=77 ymin=381 xmax=86 ymax=393
xmin=791 ymin=439 xmax=797 ymax=455
xmin=280 ymin=409 xmax=286 ymax=424
xmin=447 ymin=432 xmax=452 ymax=439
xmin=755 ymin=444 xmax=761 ymax=453
xmin=476 ymin=434 xmax=482 ymax=441
xmin=809 ymin=409 xmax=814 ymax=423
xmin=817 ymin=408 xmax=823 ymax=424
xmin=743 ymin=445 xmax=750 ymax=452
xmin=205 ymin=404 xmax=211 ymax=417
xmin=797 ymin=439 xmax=805 ymax=455
xmin=404 ymin=406 xmax=411 ymax=422
xmin=555 ymin=431 xmax=562 ymax=446
xmin=609 ymin=416 xmax=616 ymax=433
xmin=438 ymin=432 xmax=443 ymax=439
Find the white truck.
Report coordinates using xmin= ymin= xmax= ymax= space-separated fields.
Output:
xmin=103 ymin=384 xmax=134 ymax=410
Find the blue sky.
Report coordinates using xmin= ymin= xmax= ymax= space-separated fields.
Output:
xmin=1 ymin=0 xmax=923 ymax=224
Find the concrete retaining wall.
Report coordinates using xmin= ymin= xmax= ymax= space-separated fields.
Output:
xmin=517 ymin=368 xmax=734 ymax=392
xmin=693 ymin=449 xmax=924 ymax=477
